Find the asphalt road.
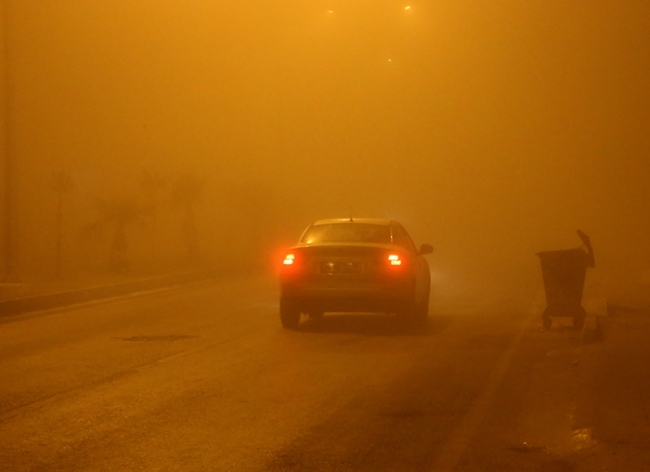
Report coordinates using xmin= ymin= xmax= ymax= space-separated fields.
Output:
xmin=0 ymin=275 xmax=634 ymax=471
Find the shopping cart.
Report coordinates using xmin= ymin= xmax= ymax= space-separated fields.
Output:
xmin=537 ymin=230 xmax=595 ymax=329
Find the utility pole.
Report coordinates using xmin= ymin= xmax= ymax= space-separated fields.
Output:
xmin=2 ymin=0 xmax=15 ymax=281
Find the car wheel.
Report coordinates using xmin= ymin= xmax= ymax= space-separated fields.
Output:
xmin=280 ymin=297 xmax=301 ymax=329
xmin=397 ymin=294 xmax=417 ymax=319
xmin=399 ymin=285 xmax=429 ymax=323
xmin=416 ymin=290 xmax=430 ymax=321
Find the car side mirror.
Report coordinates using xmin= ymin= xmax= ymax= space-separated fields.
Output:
xmin=419 ymin=243 xmax=433 ymax=255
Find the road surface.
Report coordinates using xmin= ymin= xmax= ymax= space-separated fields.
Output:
xmin=0 ymin=274 xmax=641 ymax=471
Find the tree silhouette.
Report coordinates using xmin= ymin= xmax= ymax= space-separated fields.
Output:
xmin=171 ymin=174 xmax=203 ymax=262
xmin=138 ymin=167 xmax=167 ymax=259
xmin=91 ymin=196 xmax=147 ymax=272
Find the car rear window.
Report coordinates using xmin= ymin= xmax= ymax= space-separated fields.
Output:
xmin=301 ymin=223 xmax=391 ymax=244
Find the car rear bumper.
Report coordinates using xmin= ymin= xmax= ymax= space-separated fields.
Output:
xmin=280 ymin=282 xmax=413 ymax=314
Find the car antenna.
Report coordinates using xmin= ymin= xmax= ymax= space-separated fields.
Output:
xmin=349 ymin=206 xmax=353 ymax=222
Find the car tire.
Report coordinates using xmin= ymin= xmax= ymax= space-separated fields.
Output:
xmin=416 ymin=290 xmax=430 ymax=321
xmin=397 ymin=294 xmax=417 ymax=319
xmin=398 ymin=284 xmax=429 ymax=323
xmin=280 ymin=297 xmax=301 ymax=329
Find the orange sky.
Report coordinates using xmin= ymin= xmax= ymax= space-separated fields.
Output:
xmin=5 ymin=0 xmax=650 ymax=294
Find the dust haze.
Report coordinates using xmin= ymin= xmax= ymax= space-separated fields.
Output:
xmin=2 ymin=1 xmax=649 ymax=306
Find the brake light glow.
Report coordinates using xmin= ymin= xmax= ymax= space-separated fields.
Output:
xmin=388 ymin=254 xmax=402 ymax=266
xmin=283 ymin=254 xmax=295 ymax=265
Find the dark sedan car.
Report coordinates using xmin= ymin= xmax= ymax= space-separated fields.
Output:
xmin=278 ymin=218 xmax=433 ymax=328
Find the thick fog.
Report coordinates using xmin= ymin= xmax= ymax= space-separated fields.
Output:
xmin=1 ymin=1 xmax=649 ymax=304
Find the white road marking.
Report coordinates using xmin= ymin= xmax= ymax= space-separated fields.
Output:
xmin=430 ymin=310 xmax=536 ymax=471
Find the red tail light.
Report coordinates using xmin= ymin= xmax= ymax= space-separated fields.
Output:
xmin=388 ymin=254 xmax=403 ymax=266
xmin=283 ymin=253 xmax=295 ymax=265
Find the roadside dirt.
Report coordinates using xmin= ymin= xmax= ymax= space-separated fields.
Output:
xmin=457 ymin=310 xmax=650 ymax=472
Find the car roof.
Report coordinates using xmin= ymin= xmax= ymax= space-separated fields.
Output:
xmin=311 ymin=218 xmax=392 ymax=226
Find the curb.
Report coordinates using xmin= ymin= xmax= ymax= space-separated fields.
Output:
xmin=581 ymin=302 xmax=650 ymax=345
xmin=606 ymin=303 xmax=650 ymax=316
xmin=0 ymin=271 xmax=215 ymax=318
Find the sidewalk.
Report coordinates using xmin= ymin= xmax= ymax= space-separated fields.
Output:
xmin=0 ymin=269 xmax=220 ymax=317
xmin=571 ymin=307 xmax=650 ymax=469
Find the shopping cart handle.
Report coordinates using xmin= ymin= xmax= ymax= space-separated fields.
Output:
xmin=577 ymin=229 xmax=595 ymax=268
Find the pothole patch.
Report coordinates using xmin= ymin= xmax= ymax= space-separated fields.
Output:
xmin=119 ymin=335 xmax=199 ymax=342
xmin=507 ymin=442 xmax=546 ymax=453
xmin=380 ymin=409 xmax=427 ymax=418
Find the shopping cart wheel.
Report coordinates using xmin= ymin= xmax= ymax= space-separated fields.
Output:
xmin=542 ymin=308 xmax=552 ymax=330
xmin=573 ymin=307 xmax=586 ymax=330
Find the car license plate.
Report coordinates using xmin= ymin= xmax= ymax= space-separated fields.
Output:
xmin=320 ymin=262 xmax=361 ymax=274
